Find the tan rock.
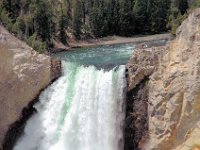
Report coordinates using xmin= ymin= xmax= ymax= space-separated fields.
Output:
xmin=126 ymin=47 xmax=166 ymax=92
xmin=146 ymin=8 xmax=200 ymax=150
xmin=125 ymin=46 xmax=166 ymax=149
xmin=126 ymin=8 xmax=200 ymax=150
xmin=0 ymin=26 xmax=61 ymax=149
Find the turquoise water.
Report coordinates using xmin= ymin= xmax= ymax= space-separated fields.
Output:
xmin=14 ymin=62 xmax=126 ymax=150
xmin=14 ymin=41 xmax=169 ymax=150
xmin=14 ymin=43 xmax=133 ymax=150
xmin=54 ymin=44 xmax=135 ymax=68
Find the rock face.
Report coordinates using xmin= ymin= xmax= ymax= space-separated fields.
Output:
xmin=0 ymin=26 xmax=61 ymax=150
xmin=126 ymin=8 xmax=200 ymax=150
xmin=125 ymin=47 xmax=166 ymax=150
xmin=125 ymin=76 xmax=149 ymax=150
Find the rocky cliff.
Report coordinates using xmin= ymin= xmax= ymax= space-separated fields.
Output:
xmin=0 ymin=26 xmax=61 ymax=150
xmin=125 ymin=8 xmax=200 ymax=150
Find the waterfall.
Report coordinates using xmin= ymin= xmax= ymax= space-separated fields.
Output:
xmin=14 ymin=62 xmax=126 ymax=150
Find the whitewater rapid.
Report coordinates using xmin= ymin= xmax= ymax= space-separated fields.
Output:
xmin=14 ymin=62 xmax=126 ymax=150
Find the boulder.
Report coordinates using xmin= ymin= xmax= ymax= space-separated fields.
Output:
xmin=0 ymin=26 xmax=61 ymax=149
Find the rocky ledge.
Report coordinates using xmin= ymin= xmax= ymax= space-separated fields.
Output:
xmin=0 ymin=26 xmax=61 ymax=150
xmin=125 ymin=8 xmax=200 ymax=150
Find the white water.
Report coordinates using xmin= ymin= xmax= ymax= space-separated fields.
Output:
xmin=14 ymin=62 xmax=126 ymax=150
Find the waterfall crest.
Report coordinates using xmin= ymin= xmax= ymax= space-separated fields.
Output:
xmin=14 ymin=62 xmax=126 ymax=150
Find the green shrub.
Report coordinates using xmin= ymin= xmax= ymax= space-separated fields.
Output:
xmin=26 ymin=33 xmax=46 ymax=53
xmin=189 ymin=0 xmax=200 ymax=12
xmin=27 ymin=33 xmax=37 ymax=48
xmin=169 ymin=13 xmax=187 ymax=35
xmin=0 ymin=9 xmax=13 ymax=31
xmin=37 ymin=42 xmax=46 ymax=53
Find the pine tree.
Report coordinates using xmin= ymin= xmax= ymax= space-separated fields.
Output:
xmin=59 ymin=7 xmax=68 ymax=45
xmin=2 ymin=0 xmax=11 ymax=13
xmin=10 ymin=0 xmax=20 ymax=19
xmin=34 ymin=0 xmax=52 ymax=43
xmin=133 ymin=0 xmax=148 ymax=33
xmin=90 ymin=0 xmax=105 ymax=37
xmin=118 ymin=0 xmax=135 ymax=36
xmin=0 ymin=0 xmax=193 ymax=51
xmin=72 ymin=0 xmax=82 ymax=39
xmin=179 ymin=0 xmax=189 ymax=14
xmin=2 ymin=0 xmax=20 ymax=20
xmin=150 ymin=0 xmax=170 ymax=33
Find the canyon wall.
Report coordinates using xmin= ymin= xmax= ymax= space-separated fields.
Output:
xmin=0 ymin=26 xmax=61 ymax=150
xmin=126 ymin=8 xmax=200 ymax=150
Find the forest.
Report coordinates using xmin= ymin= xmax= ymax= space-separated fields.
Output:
xmin=0 ymin=0 xmax=199 ymax=52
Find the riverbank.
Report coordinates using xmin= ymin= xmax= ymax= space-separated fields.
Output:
xmin=52 ymin=33 xmax=173 ymax=52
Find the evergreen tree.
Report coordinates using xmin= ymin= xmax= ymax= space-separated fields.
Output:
xmin=2 ymin=0 xmax=20 ymax=20
xmin=90 ymin=0 xmax=106 ymax=37
xmin=111 ymin=0 xmax=120 ymax=34
xmin=179 ymin=0 xmax=189 ymax=14
xmin=59 ymin=8 xmax=68 ymax=45
xmin=10 ymin=0 xmax=20 ymax=19
xmin=34 ymin=0 xmax=52 ymax=43
xmin=72 ymin=0 xmax=82 ymax=39
xmin=0 ymin=0 xmax=196 ymax=52
xmin=150 ymin=0 xmax=170 ymax=33
xmin=133 ymin=0 xmax=148 ymax=33
xmin=2 ymin=0 xmax=11 ymax=13
xmin=118 ymin=0 xmax=135 ymax=36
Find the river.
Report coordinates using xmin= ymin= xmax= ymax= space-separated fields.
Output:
xmin=14 ymin=43 xmax=135 ymax=150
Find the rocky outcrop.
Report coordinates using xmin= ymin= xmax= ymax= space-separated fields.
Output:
xmin=126 ymin=47 xmax=165 ymax=91
xmin=0 ymin=26 xmax=61 ymax=150
xmin=125 ymin=47 xmax=165 ymax=150
xmin=125 ymin=77 xmax=149 ymax=150
xmin=126 ymin=8 xmax=200 ymax=150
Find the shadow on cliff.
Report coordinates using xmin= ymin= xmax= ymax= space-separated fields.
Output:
xmin=124 ymin=77 xmax=149 ymax=150
xmin=2 ymin=77 xmax=59 ymax=150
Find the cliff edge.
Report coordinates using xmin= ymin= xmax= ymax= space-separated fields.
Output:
xmin=126 ymin=8 xmax=200 ymax=150
xmin=0 ymin=26 xmax=61 ymax=150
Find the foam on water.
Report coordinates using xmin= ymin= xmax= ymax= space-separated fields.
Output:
xmin=14 ymin=62 xmax=126 ymax=150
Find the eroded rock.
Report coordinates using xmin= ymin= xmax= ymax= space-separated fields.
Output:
xmin=147 ymin=8 xmax=200 ymax=150
xmin=125 ymin=46 xmax=166 ymax=150
xmin=126 ymin=8 xmax=200 ymax=150
xmin=0 ymin=26 xmax=61 ymax=149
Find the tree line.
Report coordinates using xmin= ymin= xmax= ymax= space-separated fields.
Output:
xmin=0 ymin=0 xmax=198 ymax=52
